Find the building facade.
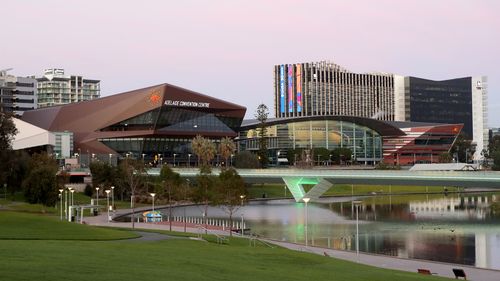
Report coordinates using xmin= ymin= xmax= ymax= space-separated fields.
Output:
xmin=22 ymin=83 xmax=246 ymax=165
xmin=36 ymin=68 xmax=100 ymax=108
xmin=274 ymin=61 xmax=395 ymax=120
xmin=237 ymin=116 xmax=462 ymax=165
xmin=0 ymin=69 xmax=37 ymax=116
xmin=274 ymin=61 xmax=488 ymax=161
xmin=395 ymin=76 xmax=488 ymax=160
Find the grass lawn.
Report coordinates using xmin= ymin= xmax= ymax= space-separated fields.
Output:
xmin=248 ymin=183 xmax=459 ymax=199
xmin=0 ymin=211 xmax=450 ymax=281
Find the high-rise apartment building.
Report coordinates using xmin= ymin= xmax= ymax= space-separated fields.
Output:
xmin=274 ymin=61 xmax=395 ymax=120
xmin=0 ymin=69 xmax=37 ymax=116
xmin=36 ymin=68 xmax=100 ymax=108
xmin=274 ymin=61 xmax=488 ymax=161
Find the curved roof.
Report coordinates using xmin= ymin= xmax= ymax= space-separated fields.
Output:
xmin=241 ymin=116 xmax=406 ymax=136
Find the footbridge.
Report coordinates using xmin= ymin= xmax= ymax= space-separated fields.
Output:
xmin=148 ymin=168 xmax=500 ymax=202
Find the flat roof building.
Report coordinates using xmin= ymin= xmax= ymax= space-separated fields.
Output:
xmin=274 ymin=61 xmax=487 ymax=161
xmin=36 ymin=68 xmax=100 ymax=108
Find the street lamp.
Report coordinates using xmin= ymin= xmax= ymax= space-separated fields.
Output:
xmin=303 ymin=197 xmax=310 ymax=246
xmin=353 ymin=200 xmax=362 ymax=259
xmin=230 ymin=154 xmax=234 ymax=166
xmin=329 ymin=154 xmax=332 ymax=166
xmin=465 ymin=148 xmax=469 ymax=163
xmin=59 ymin=189 xmax=63 ymax=220
xmin=142 ymin=153 xmax=146 ymax=162
xmin=108 ymin=153 xmax=112 ymax=165
xmin=70 ymin=188 xmax=74 ymax=207
xmin=188 ymin=153 xmax=192 ymax=167
xmin=105 ymin=190 xmax=110 ymax=222
xmin=111 ymin=186 xmax=115 ymax=211
xmin=150 ymin=193 xmax=156 ymax=212
xmin=95 ymin=187 xmax=100 ymax=214
xmin=173 ymin=154 xmax=177 ymax=166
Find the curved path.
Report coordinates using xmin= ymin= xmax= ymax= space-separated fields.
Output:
xmin=86 ymin=205 xmax=500 ymax=281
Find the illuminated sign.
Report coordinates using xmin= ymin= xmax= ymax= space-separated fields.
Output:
xmin=280 ymin=65 xmax=285 ymax=113
xmin=164 ymin=100 xmax=210 ymax=108
xmin=149 ymin=89 xmax=162 ymax=105
xmin=296 ymin=64 xmax=302 ymax=112
xmin=288 ymin=65 xmax=293 ymax=112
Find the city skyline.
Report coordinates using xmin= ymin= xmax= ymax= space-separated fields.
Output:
xmin=2 ymin=0 xmax=499 ymax=125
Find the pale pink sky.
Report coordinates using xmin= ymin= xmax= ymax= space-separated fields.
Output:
xmin=2 ymin=0 xmax=499 ymax=124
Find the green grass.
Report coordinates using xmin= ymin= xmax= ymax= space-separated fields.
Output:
xmin=0 ymin=211 xmax=449 ymax=281
xmin=248 ymin=184 xmax=460 ymax=199
xmin=0 ymin=211 xmax=138 ymax=240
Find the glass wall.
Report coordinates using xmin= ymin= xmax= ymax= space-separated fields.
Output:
xmin=239 ymin=119 xmax=383 ymax=162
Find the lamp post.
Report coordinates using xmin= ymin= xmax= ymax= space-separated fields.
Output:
xmin=303 ymin=197 xmax=310 ymax=247
xmin=64 ymin=188 xmax=68 ymax=219
xmin=329 ymin=154 xmax=332 ymax=166
xmin=108 ymin=153 xmax=112 ymax=165
xmin=142 ymin=153 xmax=146 ymax=162
xmin=111 ymin=186 xmax=115 ymax=211
xmin=70 ymin=188 xmax=74 ymax=207
xmin=188 ymin=153 xmax=192 ymax=167
xmin=150 ymin=193 xmax=156 ymax=212
xmin=105 ymin=190 xmax=110 ymax=222
xmin=173 ymin=154 xmax=177 ymax=167
xmin=95 ymin=187 xmax=100 ymax=214
xmin=353 ymin=200 xmax=362 ymax=259
xmin=465 ymin=148 xmax=469 ymax=163
xmin=230 ymin=154 xmax=234 ymax=166
xmin=59 ymin=189 xmax=63 ymax=220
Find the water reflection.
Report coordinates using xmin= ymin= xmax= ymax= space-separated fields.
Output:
xmin=120 ymin=193 xmax=500 ymax=269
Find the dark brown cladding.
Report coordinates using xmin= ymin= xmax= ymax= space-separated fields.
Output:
xmin=22 ymin=83 xmax=246 ymax=154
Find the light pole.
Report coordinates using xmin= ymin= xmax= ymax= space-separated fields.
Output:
xmin=188 ymin=153 xmax=192 ymax=167
xmin=111 ymin=186 xmax=115 ymax=211
xmin=465 ymin=148 xmax=469 ymax=163
xmin=353 ymin=200 xmax=362 ymax=259
xmin=105 ymin=190 xmax=110 ymax=222
xmin=303 ymin=197 xmax=310 ymax=246
xmin=142 ymin=153 xmax=146 ymax=162
xmin=230 ymin=154 xmax=234 ymax=166
xmin=108 ymin=153 xmax=112 ymax=165
xmin=59 ymin=189 xmax=63 ymax=220
xmin=95 ymin=187 xmax=100 ymax=214
xmin=70 ymin=188 xmax=74 ymax=207
xmin=64 ymin=187 xmax=68 ymax=219
xmin=173 ymin=154 xmax=177 ymax=167
xmin=329 ymin=154 xmax=332 ymax=166
xmin=150 ymin=193 xmax=156 ymax=212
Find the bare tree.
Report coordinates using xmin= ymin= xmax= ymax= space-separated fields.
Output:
xmin=120 ymin=158 xmax=145 ymax=229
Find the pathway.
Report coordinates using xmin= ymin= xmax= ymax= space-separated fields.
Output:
xmin=85 ymin=206 xmax=500 ymax=281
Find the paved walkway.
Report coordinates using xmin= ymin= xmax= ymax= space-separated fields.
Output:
xmin=85 ymin=206 xmax=500 ymax=281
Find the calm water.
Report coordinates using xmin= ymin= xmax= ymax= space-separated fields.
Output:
xmin=120 ymin=192 xmax=500 ymax=270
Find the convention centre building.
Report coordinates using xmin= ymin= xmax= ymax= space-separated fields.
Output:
xmin=19 ymin=83 xmax=462 ymax=166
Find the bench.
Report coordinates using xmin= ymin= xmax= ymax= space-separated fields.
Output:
xmin=417 ymin=269 xmax=432 ymax=275
xmin=452 ymin=268 xmax=467 ymax=280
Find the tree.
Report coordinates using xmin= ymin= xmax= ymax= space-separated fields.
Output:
xmin=312 ymin=147 xmax=330 ymax=164
xmin=159 ymin=165 xmax=182 ymax=231
xmin=22 ymin=153 xmax=59 ymax=209
xmin=438 ymin=152 xmax=453 ymax=163
xmin=234 ymin=151 xmax=260 ymax=169
xmin=5 ymin=150 xmax=30 ymax=196
xmin=219 ymin=136 xmax=236 ymax=168
xmin=492 ymin=151 xmax=500 ymax=171
xmin=192 ymin=165 xmax=217 ymax=233
xmin=330 ymin=147 xmax=353 ymax=165
xmin=488 ymin=135 xmax=500 ymax=157
xmin=120 ymin=159 xmax=146 ymax=229
xmin=255 ymin=104 xmax=269 ymax=168
xmin=191 ymin=135 xmax=216 ymax=167
xmin=451 ymin=133 xmax=475 ymax=163
xmin=0 ymin=112 xmax=18 ymax=189
xmin=215 ymin=168 xmax=246 ymax=236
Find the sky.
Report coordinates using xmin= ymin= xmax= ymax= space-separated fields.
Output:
xmin=2 ymin=0 xmax=499 ymax=125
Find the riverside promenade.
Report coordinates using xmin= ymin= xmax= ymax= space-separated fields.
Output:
xmin=85 ymin=206 xmax=500 ymax=281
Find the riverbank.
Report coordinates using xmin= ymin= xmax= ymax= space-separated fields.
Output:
xmin=85 ymin=205 xmax=500 ymax=281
